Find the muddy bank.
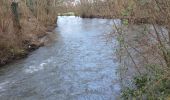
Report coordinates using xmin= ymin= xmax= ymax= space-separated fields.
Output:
xmin=0 ymin=25 xmax=57 ymax=67
xmin=79 ymin=14 xmax=166 ymax=25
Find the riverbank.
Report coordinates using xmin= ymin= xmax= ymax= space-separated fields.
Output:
xmin=0 ymin=1 xmax=58 ymax=67
xmin=73 ymin=0 xmax=169 ymax=26
xmin=0 ymin=24 xmax=57 ymax=67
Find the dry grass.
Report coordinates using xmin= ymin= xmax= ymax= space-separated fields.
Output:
xmin=75 ymin=0 xmax=170 ymax=24
xmin=0 ymin=0 xmax=60 ymax=65
xmin=0 ymin=0 xmax=21 ymax=64
xmin=26 ymin=0 xmax=58 ymax=26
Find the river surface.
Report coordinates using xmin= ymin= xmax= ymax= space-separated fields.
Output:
xmin=0 ymin=16 xmax=120 ymax=100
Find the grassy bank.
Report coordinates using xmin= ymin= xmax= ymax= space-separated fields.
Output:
xmin=0 ymin=0 xmax=60 ymax=66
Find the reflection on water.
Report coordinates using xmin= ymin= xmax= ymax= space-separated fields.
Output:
xmin=0 ymin=16 xmax=120 ymax=100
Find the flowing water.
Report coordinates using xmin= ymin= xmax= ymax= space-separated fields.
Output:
xmin=0 ymin=16 xmax=121 ymax=100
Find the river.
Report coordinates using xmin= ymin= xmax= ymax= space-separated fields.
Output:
xmin=0 ymin=16 xmax=121 ymax=100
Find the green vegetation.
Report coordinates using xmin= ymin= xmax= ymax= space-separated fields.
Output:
xmin=121 ymin=68 xmax=170 ymax=99
xmin=58 ymin=12 xmax=75 ymax=16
